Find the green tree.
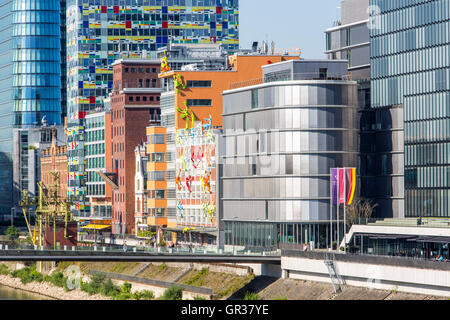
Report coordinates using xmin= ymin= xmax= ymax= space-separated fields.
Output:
xmin=160 ymin=286 xmax=183 ymax=300
xmin=5 ymin=226 xmax=19 ymax=241
xmin=121 ymin=282 xmax=132 ymax=294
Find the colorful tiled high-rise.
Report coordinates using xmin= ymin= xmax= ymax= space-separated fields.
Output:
xmin=66 ymin=0 xmax=239 ymax=218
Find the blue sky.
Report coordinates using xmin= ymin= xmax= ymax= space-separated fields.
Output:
xmin=239 ymin=0 xmax=342 ymax=59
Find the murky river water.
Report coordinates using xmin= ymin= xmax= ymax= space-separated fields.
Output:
xmin=0 ymin=284 xmax=53 ymax=300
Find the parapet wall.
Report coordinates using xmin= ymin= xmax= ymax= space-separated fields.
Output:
xmin=281 ymin=250 xmax=450 ymax=297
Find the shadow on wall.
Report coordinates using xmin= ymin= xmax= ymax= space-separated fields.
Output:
xmin=227 ymin=276 xmax=278 ymax=300
xmin=0 ymin=151 xmax=14 ymax=219
xmin=359 ymin=107 xmax=397 ymax=219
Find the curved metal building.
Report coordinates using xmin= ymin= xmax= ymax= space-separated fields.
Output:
xmin=221 ymin=60 xmax=359 ymax=250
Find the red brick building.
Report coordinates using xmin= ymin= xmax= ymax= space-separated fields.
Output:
xmin=110 ymin=60 xmax=162 ymax=235
xmin=44 ymin=221 xmax=78 ymax=248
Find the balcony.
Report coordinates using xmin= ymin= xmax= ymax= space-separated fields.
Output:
xmin=229 ymin=72 xmax=352 ymax=90
xmin=113 ymin=82 xmax=163 ymax=93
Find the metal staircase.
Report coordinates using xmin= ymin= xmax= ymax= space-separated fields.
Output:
xmin=324 ymin=253 xmax=345 ymax=293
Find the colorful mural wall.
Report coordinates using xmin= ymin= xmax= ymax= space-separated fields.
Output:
xmin=175 ymin=118 xmax=217 ymax=229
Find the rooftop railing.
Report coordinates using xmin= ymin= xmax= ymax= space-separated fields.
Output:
xmin=352 ymin=217 xmax=450 ymax=229
xmin=229 ymin=72 xmax=353 ymax=90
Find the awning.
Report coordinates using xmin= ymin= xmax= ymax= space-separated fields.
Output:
xmin=81 ymin=224 xmax=111 ymax=230
xmin=163 ymin=227 xmax=218 ymax=236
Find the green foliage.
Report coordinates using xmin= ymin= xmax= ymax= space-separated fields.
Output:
xmin=121 ymin=281 xmax=132 ymax=294
xmin=243 ymin=291 xmax=260 ymax=300
xmin=158 ymin=240 xmax=166 ymax=247
xmin=100 ymin=278 xmax=120 ymax=297
xmin=0 ymin=264 xmax=9 ymax=275
xmin=158 ymin=263 xmax=167 ymax=271
xmin=132 ymin=290 xmax=155 ymax=300
xmin=80 ymin=273 xmax=118 ymax=296
xmin=79 ymin=272 xmax=156 ymax=300
xmin=5 ymin=226 xmax=19 ymax=241
xmin=193 ymin=296 xmax=206 ymax=300
xmin=11 ymin=266 xmax=43 ymax=284
xmin=185 ymin=268 xmax=209 ymax=286
xmin=273 ymin=295 xmax=287 ymax=300
xmin=44 ymin=272 xmax=66 ymax=288
xmin=137 ymin=230 xmax=156 ymax=239
xmin=159 ymin=286 xmax=183 ymax=300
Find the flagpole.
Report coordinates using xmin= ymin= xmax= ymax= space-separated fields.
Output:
xmin=336 ymin=169 xmax=339 ymax=253
xmin=329 ymin=168 xmax=332 ymax=251
xmin=344 ymin=168 xmax=347 ymax=254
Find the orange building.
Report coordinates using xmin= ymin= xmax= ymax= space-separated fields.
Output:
xmin=148 ymin=53 xmax=300 ymax=245
xmin=160 ymin=54 xmax=300 ymax=130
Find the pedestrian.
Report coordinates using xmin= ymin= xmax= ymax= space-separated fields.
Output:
xmin=123 ymin=240 xmax=127 ymax=252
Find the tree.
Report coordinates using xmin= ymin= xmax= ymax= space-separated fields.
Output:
xmin=160 ymin=286 xmax=183 ymax=300
xmin=345 ymin=198 xmax=379 ymax=228
xmin=5 ymin=226 xmax=19 ymax=241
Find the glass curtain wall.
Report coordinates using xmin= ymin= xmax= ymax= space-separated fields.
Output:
xmin=12 ymin=0 xmax=62 ymax=127
xmin=370 ymin=0 xmax=450 ymax=217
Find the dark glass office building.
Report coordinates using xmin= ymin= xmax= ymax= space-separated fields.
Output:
xmin=370 ymin=0 xmax=450 ymax=217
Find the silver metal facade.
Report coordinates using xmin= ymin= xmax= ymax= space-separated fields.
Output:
xmin=221 ymin=80 xmax=359 ymax=223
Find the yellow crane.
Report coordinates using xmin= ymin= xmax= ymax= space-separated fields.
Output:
xmin=19 ymin=171 xmax=74 ymax=250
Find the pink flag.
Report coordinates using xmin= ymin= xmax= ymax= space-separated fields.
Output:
xmin=338 ymin=168 xmax=345 ymax=204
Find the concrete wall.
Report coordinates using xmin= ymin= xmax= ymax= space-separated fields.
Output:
xmin=282 ymin=255 xmax=450 ymax=297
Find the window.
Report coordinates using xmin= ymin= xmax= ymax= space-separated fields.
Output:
xmin=125 ymin=68 xmax=129 ymax=73
xmin=129 ymin=96 xmax=134 ymax=102
xmin=136 ymin=96 xmax=141 ymax=102
xmin=251 ymin=89 xmax=258 ymax=109
xmin=186 ymin=99 xmax=212 ymax=107
xmin=187 ymin=80 xmax=212 ymax=88
xmin=151 ymin=171 xmax=165 ymax=181
xmin=153 ymin=208 xmax=165 ymax=217
xmin=151 ymin=153 xmax=165 ymax=162
xmin=166 ymin=171 xmax=175 ymax=179
xmin=319 ymin=68 xmax=328 ymax=79
xmin=260 ymin=132 xmax=266 ymax=153
xmin=151 ymin=134 xmax=165 ymax=144
xmin=146 ymin=68 xmax=150 ymax=73
xmin=151 ymin=190 xmax=165 ymax=199
xmin=143 ymin=96 xmax=147 ymax=102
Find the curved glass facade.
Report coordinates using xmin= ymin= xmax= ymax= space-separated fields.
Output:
xmin=221 ymin=79 xmax=358 ymax=250
xmin=12 ymin=0 xmax=61 ymax=126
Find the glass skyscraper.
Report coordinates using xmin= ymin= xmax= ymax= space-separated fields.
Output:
xmin=13 ymin=0 xmax=62 ymax=127
xmin=0 ymin=0 xmax=65 ymax=216
xmin=66 ymin=0 xmax=239 ymax=217
xmin=370 ymin=0 xmax=450 ymax=217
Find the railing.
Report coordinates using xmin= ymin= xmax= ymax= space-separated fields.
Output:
xmin=351 ymin=217 xmax=450 ymax=228
xmin=229 ymin=72 xmax=353 ymax=90
xmin=113 ymin=82 xmax=163 ymax=92
xmin=0 ymin=241 xmax=281 ymax=257
xmin=281 ymin=248 xmax=450 ymax=270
